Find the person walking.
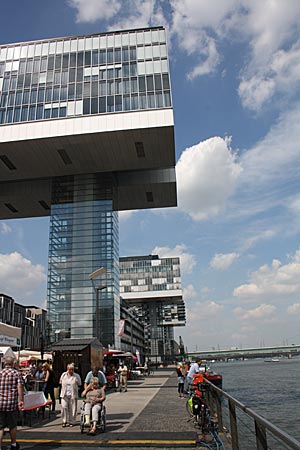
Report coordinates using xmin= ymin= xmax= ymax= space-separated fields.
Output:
xmin=42 ymin=363 xmax=56 ymax=411
xmin=59 ymin=363 xmax=81 ymax=427
xmin=0 ymin=355 xmax=24 ymax=450
xmin=176 ymin=362 xmax=185 ymax=398
xmin=84 ymin=366 xmax=107 ymax=391
xmin=117 ymin=363 xmax=128 ymax=392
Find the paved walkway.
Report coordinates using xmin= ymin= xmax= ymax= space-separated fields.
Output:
xmin=3 ymin=369 xmax=232 ymax=448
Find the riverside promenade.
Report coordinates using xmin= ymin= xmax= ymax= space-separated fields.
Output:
xmin=4 ymin=369 xmax=232 ymax=449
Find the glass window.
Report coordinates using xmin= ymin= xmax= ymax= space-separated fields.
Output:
xmin=62 ymin=54 xmax=69 ymax=69
xmin=115 ymin=79 xmax=122 ymax=94
xmin=107 ymin=95 xmax=114 ymax=112
xmin=70 ymin=52 xmax=76 ymax=67
xmin=99 ymin=69 xmax=107 ymax=80
xmin=22 ymin=90 xmax=30 ymax=104
xmin=53 ymin=86 xmax=60 ymax=101
xmin=77 ymin=52 xmax=84 ymax=66
xmin=139 ymin=93 xmax=147 ymax=109
xmin=115 ymin=95 xmax=122 ymax=111
xmin=0 ymin=109 xmax=5 ymax=124
xmin=107 ymin=80 xmax=114 ymax=95
xmin=69 ymin=68 xmax=76 ymax=83
xmin=83 ymin=98 xmax=90 ymax=114
xmin=75 ymin=82 xmax=82 ymax=99
xmin=45 ymin=87 xmax=52 ymax=102
xmin=162 ymin=74 xmax=170 ymax=89
xmin=77 ymin=67 xmax=83 ymax=82
xmin=26 ymin=59 xmax=33 ymax=73
xmin=91 ymin=97 xmax=98 ymax=114
xmin=131 ymin=77 xmax=138 ymax=92
xmin=44 ymin=108 xmax=51 ymax=119
xmin=100 ymin=49 xmax=106 ymax=64
xmin=68 ymin=83 xmax=75 ymax=100
xmin=83 ymin=82 xmax=90 ymax=97
xmin=122 ymin=48 xmax=129 ymax=62
xmin=92 ymin=50 xmax=99 ymax=66
xmin=123 ymin=64 xmax=129 ymax=77
xmin=123 ymin=78 xmax=130 ymax=94
xmin=21 ymin=105 xmax=28 ymax=121
xmin=130 ymin=47 xmax=136 ymax=61
xmin=29 ymin=105 xmax=36 ymax=120
xmin=10 ymin=76 xmax=17 ymax=90
xmin=107 ymin=49 xmax=113 ymax=64
xmin=2 ymin=77 xmax=10 ymax=91
xmin=61 ymin=70 xmax=68 ymax=84
xmin=36 ymin=104 xmax=43 ymax=119
xmin=154 ymin=74 xmax=162 ymax=90
xmin=138 ymin=76 xmax=146 ymax=92
xmin=146 ymin=75 xmax=154 ymax=91
xmin=99 ymin=96 xmax=106 ymax=113
xmin=91 ymin=81 xmax=98 ymax=97
xmin=6 ymin=108 xmax=13 ymax=123
xmin=114 ymin=48 xmax=121 ymax=63
xmin=33 ymin=58 xmax=40 ymax=72
xmin=99 ymin=81 xmax=106 ymax=96
xmin=8 ymin=92 xmax=15 ymax=106
xmin=156 ymin=92 xmax=163 ymax=107
xmin=164 ymin=91 xmax=171 ymax=106
xmin=130 ymin=63 xmax=137 ymax=77
xmin=84 ymin=51 xmax=91 ymax=66
xmin=32 ymin=73 xmax=39 ymax=86
xmin=51 ymin=107 xmax=59 ymax=118
xmin=0 ymin=93 xmax=7 ymax=107
xmin=30 ymin=89 xmax=37 ymax=103
xmin=47 ymin=56 xmax=54 ymax=70
xmin=54 ymin=71 xmax=61 ymax=84
xmin=15 ymin=91 xmax=22 ymax=105
xmin=60 ymin=86 xmax=67 ymax=101
xmin=41 ymin=57 xmax=47 ymax=72
xmin=59 ymin=106 xmax=67 ymax=117
xmin=46 ymin=71 xmax=54 ymax=83
xmin=124 ymin=94 xmax=130 ymax=110
xmin=13 ymin=107 xmax=21 ymax=122
xmin=148 ymin=92 xmax=155 ymax=108
xmin=131 ymin=93 xmax=138 ymax=109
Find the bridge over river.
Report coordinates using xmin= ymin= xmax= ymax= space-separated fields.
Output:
xmin=187 ymin=344 xmax=300 ymax=361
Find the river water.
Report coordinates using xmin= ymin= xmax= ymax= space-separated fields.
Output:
xmin=212 ymin=357 xmax=300 ymax=449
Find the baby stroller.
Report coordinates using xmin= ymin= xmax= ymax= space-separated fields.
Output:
xmin=79 ymin=400 xmax=106 ymax=434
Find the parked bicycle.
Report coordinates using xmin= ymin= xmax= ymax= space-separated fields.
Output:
xmin=186 ymin=379 xmax=211 ymax=432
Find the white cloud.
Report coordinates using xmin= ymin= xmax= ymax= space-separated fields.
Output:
xmin=67 ymin=0 xmax=121 ymax=23
xmin=210 ymin=252 xmax=240 ymax=271
xmin=287 ymin=303 xmax=300 ymax=315
xmin=234 ymin=249 xmax=300 ymax=301
xmin=1 ymin=223 xmax=12 ymax=234
xmin=234 ymin=304 xmax=277 ymax=321
xmin=0 ymin=252 xmax=47 ymax=299
xmin=152 ymin=244 xmax=196 ymax=275
xmin=176 ymin=136 xmax=242 ymax=221
xmin=119 ymin=210 xmax=137 ymax=221
xmin=188 ymin=300 xmax=224 ymax=321
xmin=183 ymin=284 xmax=197 ymax=300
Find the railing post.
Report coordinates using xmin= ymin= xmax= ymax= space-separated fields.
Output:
xmin=229 ymin=399 xmax=239 ymax=450
xmin=255 ymin=419 xmax=268 ymax=450
xmin=215 ymin=390 xmax=223 ymax=429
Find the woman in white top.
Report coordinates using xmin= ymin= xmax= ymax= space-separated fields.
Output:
xmin=59 ymin=363 xmax=81 ymax=427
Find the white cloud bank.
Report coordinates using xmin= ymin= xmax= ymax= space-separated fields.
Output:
xmin=1 ymin=223 xmax=12 ymax=234
xmin=152 ymin=244 xmax=196 ymax=275
xmin=67 ymin=0 xmax=121 ymax=22
xmin=176 ymin=136 xmax=242 ymax=221
xmin=234 ymin=249 xmax=300 ymax=301
xmin=0 ymin=252 xmax=47 ymax=299
xmin=210 ymin=252 xmax=240 ymax=271
xmin=234 ymin=304 xmax=277 ymax=321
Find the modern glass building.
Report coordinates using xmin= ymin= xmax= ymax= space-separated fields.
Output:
xmin=0 ymin=27 xmax=177 ymax=348
xmin=119 ymin=255 xmax=186 ymax=358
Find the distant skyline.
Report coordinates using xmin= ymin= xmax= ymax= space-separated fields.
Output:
xmin=1 ymin=0 xmax=300 ymax=352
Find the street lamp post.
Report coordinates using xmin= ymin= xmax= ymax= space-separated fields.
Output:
xmin=89 ymin=267 xmax=106 ymax=342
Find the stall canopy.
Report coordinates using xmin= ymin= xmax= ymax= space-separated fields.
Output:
xmin=0 ymin=346 xmax=15 ymax=359
xmin=0 ymin=322 xmax=21 ymax=347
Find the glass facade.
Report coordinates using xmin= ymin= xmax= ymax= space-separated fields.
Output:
xmin=48 ymin=174 xmax=120 ymax=348
xmin=0 ymin=27 xmax=171 ymax=125
xmin=119 ymin=255 xmax=186 ymax=358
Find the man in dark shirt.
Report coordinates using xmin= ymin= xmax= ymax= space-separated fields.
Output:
xmin=0 ymin=355 xmax=24 ymax=450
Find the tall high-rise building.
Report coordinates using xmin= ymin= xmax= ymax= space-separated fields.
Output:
xmin=119 ymin=255 xmax=186 ymax=358
xmin=0 ymin=27 xmax=177 ymax=347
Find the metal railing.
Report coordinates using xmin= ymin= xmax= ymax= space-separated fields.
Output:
xmin=205 ymin=380 xmax=300 ymax=450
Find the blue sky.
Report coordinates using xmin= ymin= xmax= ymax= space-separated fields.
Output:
xmin=1 ymin=0 xmax=300 ymax=352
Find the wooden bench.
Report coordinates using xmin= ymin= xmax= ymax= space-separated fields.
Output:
xmin=21 ymin=392 xmax=53 ymax=426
